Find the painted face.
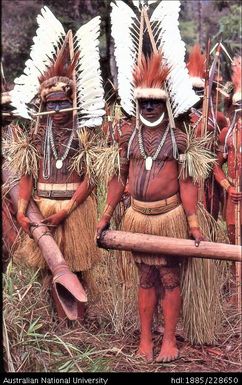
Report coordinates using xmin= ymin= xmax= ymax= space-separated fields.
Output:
xmin=193 ymin=87 xmax=204 ymax=98
xmin=46 ymin=99 xmax=73 ymax=125
xmin=138 ymin=98 xmax=166 ymax=122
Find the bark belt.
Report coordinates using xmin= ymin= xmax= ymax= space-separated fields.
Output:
xmin=37 ymin=182 xmax=80 ymax=198
xmin=131 ymin=193 xmax=181 ymax=215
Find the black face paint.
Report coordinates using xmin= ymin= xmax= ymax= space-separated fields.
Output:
xmin=46 ymin=100 xmax=72 ymax=111
xmin=193 ymin=87 xmax=204 ymax=98
xmin=139 ymin=99 xmax=163 ymax=110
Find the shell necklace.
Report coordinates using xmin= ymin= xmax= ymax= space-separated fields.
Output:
xmin=43 ymin=117 xmax=74 ymax=179
xmin=139 ymin=112 xmax=164 ymax=127
xmin=48 ymin=122 xmax=74 ymax=169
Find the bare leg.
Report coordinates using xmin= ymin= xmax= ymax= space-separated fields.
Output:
xmin=156 ymin=268 xmax=181 ymax=363
xmin=136 ymin=286 xmax=156 ymax=363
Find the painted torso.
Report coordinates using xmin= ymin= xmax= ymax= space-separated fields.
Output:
xmin=32 ymin=123 xmax=82 ymax=184
xmin=120 ymin=123 xmax=187 ymax=201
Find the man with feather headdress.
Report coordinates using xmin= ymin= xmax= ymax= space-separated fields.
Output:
xmin=213 ymin=56 xmax=242 ymax=239
xmin=5 ymin=6 xmax=105 ymax=320
xmin=186 ymin=43 xmax=228 ymax=220
xmin=213 ymin=56 xmax=242 ymax=301
xmin=187 ymin=44 xmax=228 ymax=136
xmin=96 ymin=0 xmax=216 ymax=362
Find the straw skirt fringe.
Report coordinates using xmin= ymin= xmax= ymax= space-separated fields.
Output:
xmin=122 ymin=204 xmax=188 ymax=266
xmin=15 ymin=195 xmax=100 ymax=271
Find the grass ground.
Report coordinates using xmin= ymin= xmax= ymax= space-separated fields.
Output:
xmin=3 ymin=254 xmax=241 ymax=373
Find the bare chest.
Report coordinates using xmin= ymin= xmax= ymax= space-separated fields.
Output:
xmin=128 ymin=130 xmax=176 ymax=163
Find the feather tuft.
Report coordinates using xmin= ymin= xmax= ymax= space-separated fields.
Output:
xmin=187 ymin=44 xmax=206 ymax=79
xmin=133 ymin=53 xmax=170 ymax=90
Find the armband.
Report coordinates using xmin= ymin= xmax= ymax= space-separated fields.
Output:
xmin=220 ymin=178 xmax=231 ymax=192
xmin=187 ymin=214 xmax=199 ymax=229
xmin=17 ymin=198 xmax=28 ymax=215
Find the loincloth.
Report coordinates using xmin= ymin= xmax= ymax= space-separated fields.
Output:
xmin=122 ymin=194 xmax=189 ymax=266
xmin=15 ymin=194 xmax=101 ymax=271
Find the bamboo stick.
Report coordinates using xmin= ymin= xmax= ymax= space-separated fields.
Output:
xmin=209 ymin=44 xmax=221 ymax=215
xmin=234 ymin=119 xmax=242 ymax=311
xmin=98 ymin=230 xmax=241 ymax=262
xmin=31 ymin=107 xmax=79 ymax=117
xmin=198 ymin=39 xmax=210 ymax=202
xmin=33 ymin=101 xmax=42 ymax=135
xmin=135 ymin=8 xmax=145 ymax=130
xmin=68 ymin=29 xmax=78 ymax=128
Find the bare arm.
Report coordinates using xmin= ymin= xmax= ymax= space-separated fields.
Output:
xmin=42 ymin=175 xmax=94 ymax=226
xmin=16 ymin=174 xmax=33 ymax=235
xmin=213 ymin=151 xmax=228 ymax=186
xmin=96 ymin=158 xmax=129 ymax=239
xmin=213 ymin=134 xmax=242 ymax=204
xmin=179 ymin=175 xmax=204 ymax=246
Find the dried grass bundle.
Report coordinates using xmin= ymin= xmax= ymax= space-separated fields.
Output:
xmin=3 ymin=129 xmax=39 ymax=180
xmin=93 ymin=250 xmax=139 ymax=334
xmin=93 ymin=143 xmax=120 ymax=185
xmin=181 ymin=205 xmax=230 ymax=345
xmin=70 ymin=128 xmax=120 ymax=186
xmin=181 ymin=257 xmax=228 ymax=345
xmin=179 ymin=124 xmax=216 ymax=183
xmin=2 ymin=175 xmax=20 ymax=200
xmin=197 ymin=203 xmax=229 ymax=243
xmin=69 ymin=128 xmax=99 ymax=184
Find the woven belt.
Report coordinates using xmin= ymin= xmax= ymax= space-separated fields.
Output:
xmin=37 ymin=183 xmax=80 ymax=198
xmin=131 ymin=194 xmax=181 ymax=215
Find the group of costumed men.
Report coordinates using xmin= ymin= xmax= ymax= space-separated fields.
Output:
xmin=2 ymin=1 xmax=241 ymax=364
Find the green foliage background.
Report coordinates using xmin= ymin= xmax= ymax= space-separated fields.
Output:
xmin=2 ymin=0 xmax=241 ymax=84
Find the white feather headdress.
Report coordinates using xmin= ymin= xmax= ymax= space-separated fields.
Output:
xmin=111 ymin=1 xmax=138 ymax=116
xmin=10 ymin=6 xmax=105 ymax=128
xmin=111 ymin=0 xmax=199 ymax=117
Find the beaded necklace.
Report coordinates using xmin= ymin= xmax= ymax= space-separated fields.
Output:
xmin=43 ymin=117 xmax=74 ymax=179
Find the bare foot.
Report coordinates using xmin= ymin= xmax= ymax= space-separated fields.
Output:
xmin=136 ymin=342 xmax=154 ymax=363
xmin=155 ymin=338 xmax=179 ymax=363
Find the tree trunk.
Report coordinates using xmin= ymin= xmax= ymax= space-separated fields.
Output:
xmin=98 ymin=230 xmax=241 ymax=262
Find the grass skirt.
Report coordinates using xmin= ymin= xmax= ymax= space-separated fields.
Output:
xmin=122 ymin=204 xmax=188 ymax=266
xmin=15 ymin=195 xmax=100 ymax=272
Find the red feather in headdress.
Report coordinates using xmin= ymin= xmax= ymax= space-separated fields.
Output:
xmin=231 ymin=56 xmax=241 ymax=103
xmin=38 ymin=44 xmax=79 ymax=101
xmin=187 ymin=44 xmax=206 ymax=79
xmin=231 ymin=56 xmax=241 ymax=93
xmin=39 ymin=46 xmax=79 ymax=85
xmin=133 ymin=53 xmax=169 ymax=89
xmin=133 ymin=53 xmax=170 ymax=99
